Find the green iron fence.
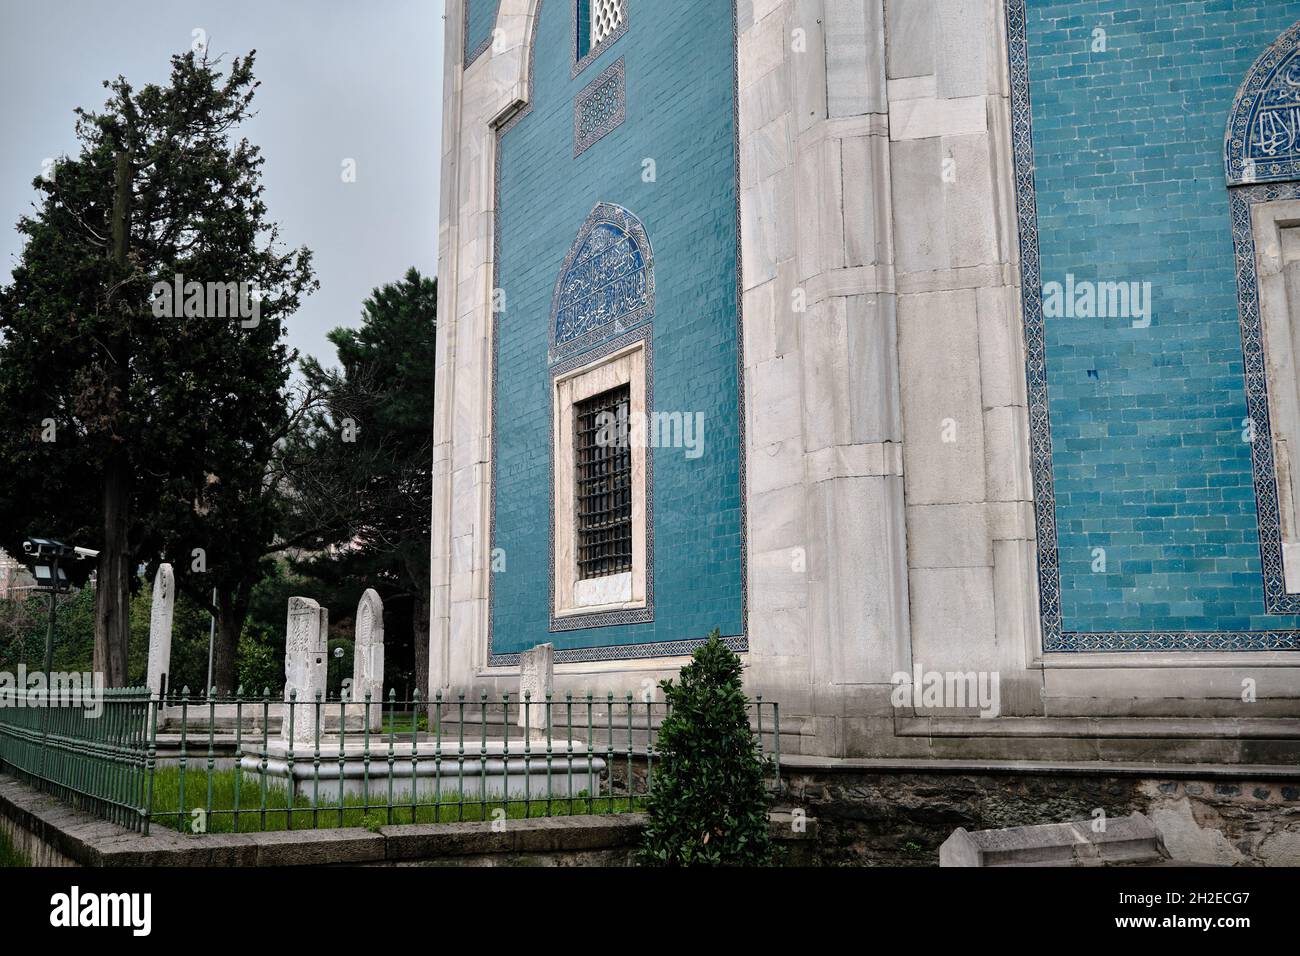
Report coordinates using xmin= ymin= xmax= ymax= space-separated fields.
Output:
xmin=0 ymin=687 xmax=152 ymax=831
xmin=0 ymin=687 xmax=781 ymax=836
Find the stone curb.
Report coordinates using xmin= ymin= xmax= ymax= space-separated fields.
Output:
xmin=1 ymin=772 xmax=813 ymax=866
xmin=0 ymin=773 xmax=646 ymax=866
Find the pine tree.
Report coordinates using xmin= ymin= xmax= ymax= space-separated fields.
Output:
xmin=286 ymin=267 xmax=437 ymax=696
xmin=0 ymin=49 xmax=316 ymax=685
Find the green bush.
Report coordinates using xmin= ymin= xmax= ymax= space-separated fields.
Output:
xmin=639 ymin=631 xmax=774 ymax=866
xmin=236 ymin=630 xmax=282 ymax=696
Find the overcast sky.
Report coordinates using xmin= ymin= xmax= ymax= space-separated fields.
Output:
xmin=0 ymin=0 xmax=445 ymax=364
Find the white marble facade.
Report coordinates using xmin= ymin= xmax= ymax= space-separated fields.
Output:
xmin=431 ymin=0 xmax=1300 ymax=763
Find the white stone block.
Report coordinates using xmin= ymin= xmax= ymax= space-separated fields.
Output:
xmin=898 ymin=289 xmax=987 ymax=505
xmin=753 ymin=547 xmax=809 ymax=613
xmin=750 ymin=483 xmax=809 ymax=553
xmin=825 ymin=0 xmax=871 ymax=117
xmin=887 ymin=74 xmax=938 ymax=101
xmin=740 ymin=1 xmax=788 ymax=82
xmin=941 ymin=132 xmax=1000 ymax=268
xmin=840 ymin=136 xmax=884 ymax=269
xmin=889 ymin=137 xmax=950 ymax=274
xmin=739 ymin=57 xmax=792 ymax=134
xmin=907 ymin=566 xmax=997 ymax=673
xmin=983 ymin=404 xmax=1032 ymax=503
xmin=889 ymin=94 xmax=987 ymax=141
xmin=740 ymin=166 xmax=796 ymax=289
xmin=845 ymin=293 xmax=903 ymax=442
xmin=810 ymin=476 xmax=910 ymax=685
xmin=750 ymin=354 xmax=804 ymax=448
xmin=885 ymin=0 xmax=935 ymax=79
xmin=793 ymin=0 xmax=829 ymax=132
xmin=935 ymin=0 xmax=991 ymax=98
xmin=907 ymin=503 xmax=992 ymax=568
xmin=976 ymin=284 xmax=1027 ymax=410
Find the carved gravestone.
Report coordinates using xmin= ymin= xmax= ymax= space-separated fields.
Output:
xmin=282 ymin=597 xmax=328 ymax=744
xmin=146 ymin=564 xmax=175 ymax=698
xmin=517 ymin=643 xmax=554 ymax=740
xmin=351 ymin=589 xmax=384 ymax=730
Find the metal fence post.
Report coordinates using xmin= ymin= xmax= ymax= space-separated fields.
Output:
xmin=142 ymin=691 xmax=158 ymax=835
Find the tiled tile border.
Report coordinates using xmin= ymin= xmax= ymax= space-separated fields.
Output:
xmin=1005 ymin=0 xmax=1300 ymax=651
xmin=1228 ymin=180 xmax=1300 ymax=618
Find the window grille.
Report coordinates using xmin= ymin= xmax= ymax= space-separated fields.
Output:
xmin=590 ymin=0 xmax=626 ymax=49
xmin=575 ymin=384 xmax=633 ymax=580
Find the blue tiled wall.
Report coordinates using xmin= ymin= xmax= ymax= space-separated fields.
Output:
xmin=465 ymin=0 xmax=501 ymax=65
xmin=1025 ymin=0 xmax=1300 ymax=635
xmin=491 ymin=0 xmax=743 ymax=656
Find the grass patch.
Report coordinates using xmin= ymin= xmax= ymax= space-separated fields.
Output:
xmin=0 ymin=828 xmax=30 ymax=867
xmin=148 ymin=766 xmax=644 ymax=834
xmin=379 ymin=711 xmax=428 ymax=735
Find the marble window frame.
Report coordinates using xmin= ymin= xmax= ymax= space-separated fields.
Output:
xmin=1248 ymin=197 xmax=1300 ymax=595
xmin=552 ymin=340 xmax=651 ymax=625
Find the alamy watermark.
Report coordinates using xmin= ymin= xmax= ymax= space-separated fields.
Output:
xmin=891 ymin=663 xmax=1001 ymax=718
xmin=50 ymin=886 xmax=151 ymax=936
xmin=1041 ymin=273 xmax=1152 ymax=328
xmin=151 ymin=273 xmax=261 ymax=328
xmin=0 ymin=666 xmax=104 ymax=717
xmin=596 ymin=406 xmax=706 ymax=459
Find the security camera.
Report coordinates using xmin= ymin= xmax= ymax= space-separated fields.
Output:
xmin=22 ymin=540 xmax=34 ymax=553
xmin=73 ymin=546 xmax=99 ymax=560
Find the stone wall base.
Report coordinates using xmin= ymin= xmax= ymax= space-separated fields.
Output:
xmin=778 ymin=763 xmax=1300 ymax=867
xmin=7 ymin=762 xmax=1292 ymax=867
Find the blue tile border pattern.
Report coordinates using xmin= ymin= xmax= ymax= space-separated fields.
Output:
xmin=1004 ymin=0 xmax=1300 ymax=652
xmin=1225 ymin=20 xmax=1300 ymax=186
xmin=485 ymin=0 xmax=749 ymax=666
xmin=1228 ymin=179 xmax=1300 ymax=618
xmin=573 ymin=57 xmax=627 ymax=157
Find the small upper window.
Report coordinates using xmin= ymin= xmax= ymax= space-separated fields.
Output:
xmin=576 ymin=0 xmax=627 ymax=71
xmin=590 ymin=0 xmax=625 ymax=49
